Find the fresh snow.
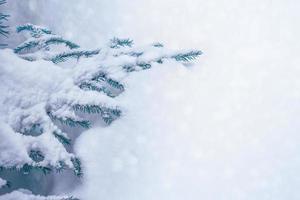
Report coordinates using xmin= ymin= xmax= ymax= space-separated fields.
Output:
xmin=0 ymin=190 xmax=76 ymax=200
xmin=0 ymin=178 xmax=6 ymax=188
xmin=0 ymin=50 xmax=72 ymax=168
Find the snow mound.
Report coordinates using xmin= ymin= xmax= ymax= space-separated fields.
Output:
xmin=0 ymin=189 xmax=78 ymax=200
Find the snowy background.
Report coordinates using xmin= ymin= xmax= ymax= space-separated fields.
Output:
xmin=1 ymin=0 xmax=300 ymax=199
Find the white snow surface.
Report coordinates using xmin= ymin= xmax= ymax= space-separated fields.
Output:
xmin=0 ymin=190 xmax=75 ymax=200
xmin=70 ymin=0 xmax=299 ymax=200
xmin=0 ymin=178 xmax=6 ymax=188
xmin=0 ymin=50 xmax=72 ymax=168
xmin=2 ymin=0 xmax=300 ymax=199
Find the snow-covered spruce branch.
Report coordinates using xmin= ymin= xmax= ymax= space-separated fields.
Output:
xmin=172 ymin=50 xmax=202 ymax=62
xmin=14 ymin=24 xmax=100 ymax=65
xmin=14 ymin=36 xmax=80 ymax=54
xmin=72 ymin=104 xmax=121 ymax=125
xmin=0 ymin=164 xmax=52 ymax=176
xmin=110 ymin=37 xmax=133 ymax=48
xmin=79 ymin=72 xmax=125 ymax=97
xmin=16 ymin=23 xmax=52 ymax=38
xmin=52 ymin=130 xmax=71 ymax=146
xmin=0 ymin=23 xmax=201 ymax=198
xmin=0 ymin=14 xmax=8 ymax=37
xmin=51 ymin=49 xmax=100 ymax=64
xmin=47 ymin=110 xmax=91 ymax=129
xmin=0 ymin=0 xmax=9 ymax=47
xmin=152 ymin=42 xmax=164 ymax=48
xmin=17 ymin=49 xmax=101 ymax=63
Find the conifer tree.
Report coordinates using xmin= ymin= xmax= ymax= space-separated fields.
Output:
xmin=0 ymin=24 xmax=201 ymax=199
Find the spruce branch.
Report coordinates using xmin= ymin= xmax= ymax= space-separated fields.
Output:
xmin=14 ymin=40 xmax=39 ymax=54
xmin=172 ymin=50 xmax=202 ymax=62
xmin=79 ymin=81 xmax=116 ymax=97
xmin=16 ymin=23 xmax=52 ymax=38
xmin=153 ymin=42 xmax=164 ymax=47
xmin=122 ymin=62 xmax=152 ymax=72
xmin=122 ymin=64 xmax=136 ymax=72
xmin=79 ymin=72 xmax=124 ymax=97
xmin=91 ymin=72 xmax=124 ymax=90
xmin=72 ymin=104 xmax=121 ymax=125
xmin=110 ymin=37 xmax=133 ymax=48
xmin=137 ymin=62 xmax=151 ymax=70
xmin=51 ymin=49 xmax=100 ymax=64
xmin=0 ymin=19 xmax=9 ymax=37
xmin=47 ymin=111 xmax=91 ymax=129
xmin=20 ymin=123 xmax=43 ymax=136
xmin=45 ymin=37 xmax=80 ymax=49
xmin=71 ymin=157 xmax=82 ymax=177
xmin=72 ymin=104 xmax=121 ymax=116
xmin=29 ymin=149 xmax=45 ymax=163
xmin=156 ymin=58 xmax=163 ymax=64
xmin=0 ymin=0 xmax=7 ymax=5
xmin=128 ymin=51 xmax=143 ymax=57
xmin=72 ymin=104 xmax=104 ymax=114
xmin=0 ymin=0 xmax=9 ymax=46
xmin=62 ymin=197 xmax=80 ymax=200
xmin=106 ymin=78 xmax=124 ymax=90
xmin=53 ymin=131 xmax=71 ymax=146
xmin=19 ymin=164 xmax=52 ymax=175
xmin=19 ymin=54 xmax=37 ymax=61
xmin=55 ymin=161 xmax=67 ymax=173
xmin=0 ymin=162 xmax=73 ymax=176
xmin=113 ymin=51 xmax=143 ymax=58
xmin=14 ymin=36 xmax=80 ymax=54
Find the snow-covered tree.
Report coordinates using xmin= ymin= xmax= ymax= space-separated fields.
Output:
xmin=0 ymin=0 xmax=9 ymax=47
xmin=0 ymin=24 xmax=201 ymax=199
